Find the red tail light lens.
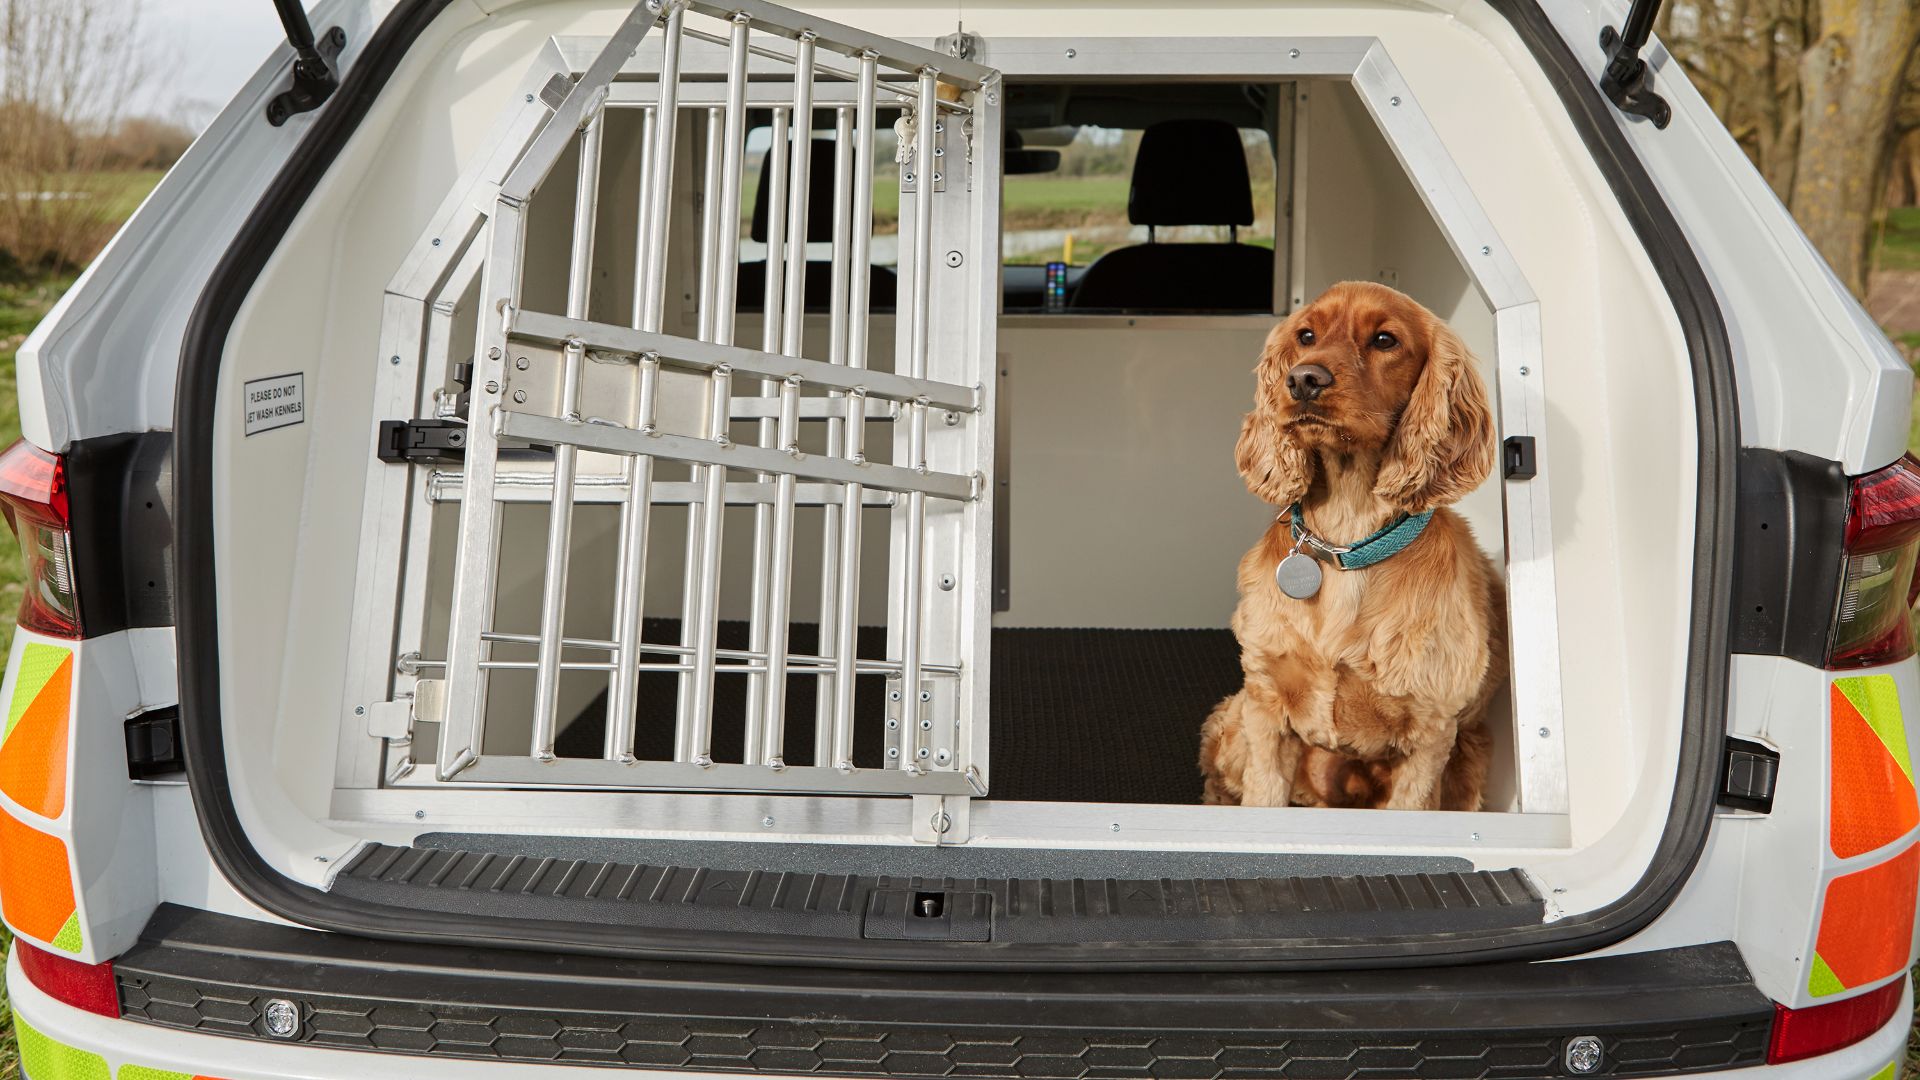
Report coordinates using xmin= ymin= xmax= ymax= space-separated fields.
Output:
xmin=1767 ymin=976 xmax=1905 ymax=1063
xmin=0 ymin=440 xmax=80 ymax=639
xmin=12 ymin=938 xmax=116 ymax=1018
xmin=1827 ymin=454 xmax=1920 ymax=668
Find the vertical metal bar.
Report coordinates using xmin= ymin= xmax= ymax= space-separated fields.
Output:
xmin=639 ymin=3 xmax=684 ymax=332
xmin=827 ymin=53 xmax=878 ymax=769
xmin=750 ymin=35 xmax=817 ymax=766
xmin=814 ymin=105 xmax=855 ymax=741
xmin=740 ymin=104 xmax=790 ymax=762
xmin=896 ymin=68 xmax=939 ymax=767
xmin=630 ymin=107 xmax=657 ymax=328
xmin=696 ymin=106 xmax=723 ymax=342
xmin=759 ymin=376 xmax=802 ymax=763
xmin=603 ymin=352 xmax=660 ymax=760
xmin=712 ymin=14 xmax=751 ymax=349
xmin=681 ymin=366 xmax=732 ymax=764
xmin=529 ymin=114 xmax=603 ymax=761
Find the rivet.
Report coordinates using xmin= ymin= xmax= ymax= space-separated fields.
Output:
xmin=943 ymin=411 xmax=960 ymax=426
xmin=262 ymin=998 xmax=300 ymax=1039
xmin=939 ymin=573 xmax=956 ymax=590
xmin=1538 ymin=726 xmax=1550 ymax=738
xmin=934 ymin=749 xmax=952 ymax=765
xmin=945 ymin=250 xmax=964 ymax=268
xmin=917 ymin=747 xmax=931 ymax=759
xmin=920 ymin=718 xmax=933 ymax=730
xmin=931 ymin=171 xmax=943 ymax=184
xmin=987 ymin=92 xmax=998 ymax=105
xmin=919 ymin=689 xmax=932 ymax=702
xmin=1064 ymin=47 xmax=1076 ymax=58
xmin=1288 ymin=48 xmax=1301 ymax=59
xmin=904 ymin=171 xmax=916 ymax=183
xmin=889 ymin=689 xmax=902 ymax=701
xmin=1563 ymin=1035 xmax=1604 ymax=1075
xmin=887 ymin=747 xmax=901 ymax=759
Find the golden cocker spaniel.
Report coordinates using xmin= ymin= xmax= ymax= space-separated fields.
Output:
xmin=1200 ymin=281 xmax=1505 ymax=811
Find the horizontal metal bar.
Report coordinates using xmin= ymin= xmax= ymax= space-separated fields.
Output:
xmin=669 ymin=25 xmax=969 ymax=112
xmin=500 ymin=411 xmax=977 ymax=501
xmin=510 ymin=310 xmax=980 ymax=412
xmin=414 ymin=654 xmax=960 ymax=676
xmin=469 ymin=630 xmax=960 ymax=675
xmin=454 ymin=754 xmax=979 ymax=794
xmin=430 ymin=473 xmax=899 ymax=507
xmin=731 ymin=396 xmax=896 ymax=420
xmin=602 ymin=73 xmax=964 ymax=114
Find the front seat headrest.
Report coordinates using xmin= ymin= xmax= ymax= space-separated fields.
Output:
xmin=751 ymin=136 xmax=841 ymax=244
xmin=1127 ymin=118 xmax=1255 ymax=228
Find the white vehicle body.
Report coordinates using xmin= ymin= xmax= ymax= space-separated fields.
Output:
xmin=1 ymin=0 xmax=1915 ymax=1076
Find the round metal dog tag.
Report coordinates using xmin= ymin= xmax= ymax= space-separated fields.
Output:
xmin=1275 ymin=551 xmax=1323 ymax=599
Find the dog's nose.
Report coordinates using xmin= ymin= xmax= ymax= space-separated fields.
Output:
xmin=1286 ymin=363 xmax=1334 ymax=402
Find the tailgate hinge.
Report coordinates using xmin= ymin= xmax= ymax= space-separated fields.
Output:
xmin=1718 ymin=736 xmax=1779 ymax=814
xmin=378 ymin=419 xmax=468 ymax=465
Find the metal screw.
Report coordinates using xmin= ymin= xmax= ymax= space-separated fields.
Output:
xmin=945 ymin=250 xmax=964 ymax=268
xmin=1390 ymin=96 xmax=1401 ymax=106
xmin=414 ymin=809 xmax=425 ymax=819
xmin=931 ymin=811 xmax=952 ymax=834
xmin=513 ymin=389 xmax=528 ymax=404
xmin=1480 ymin=245 xmax=1492 ymax=255
xmin=762 ymin=816 xmax=775 ymax=828
xmin=1538 ymin=726 xmax=1550 ymax=738
xmin=1518 ymin=366 xmax=1530 ymax=375
xmin=448 ymin=432 xmax=464 ymax=446
xmin=1563 ymin=1035 xmax=1604 ymax=1075
xmin=1064 ymin=48 xmax=1076 ymax=58
xmin=484 ymin=380 xmax=500 ymax=393
xmin=1288 ymin=48 xmax=1301 ymax=59
xmin=987 ymin=92 xmax=999 ymax=105
xmin=1110 ymin=822 xmax=1121 ymax=832
xmin=939 ymin=573 xmax=956 ymax=590
xmin=488 ymin=347 xmax=502 ymax=361
xmin=1470 ymin=831 xmax=1482 ymax=841
xmin=354 ymin=706 xmax=365 ymax=715
xmin=390 ymin=354 xmax=402 ymax=366
xmin=526 ymin=93 xmax=535 ymax=103
xmin=262 ymin=999 xmax=299 ymax=1039
xmin=943 ymin=411 xmax=960 ymax=426
xmin=515 ymin=356 xmax=530 ymax=370
xmin=431 ymin=237 xmax=442 ymax=247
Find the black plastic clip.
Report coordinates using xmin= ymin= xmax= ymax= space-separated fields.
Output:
xmin=126 ymin=706 xmax=184 ymax=780
xmin=1718 ymin=737 xmax=1779 ymax=814
xmin=378 ymin=419 xmax=468 ymax=464
xmin=1503 ymin=435 xmax=1537 ymax=480
xmin=266 ymin=0 xmax=346 ymax=127
xmin=1598 ymin=0 xmax=1672 ymax=130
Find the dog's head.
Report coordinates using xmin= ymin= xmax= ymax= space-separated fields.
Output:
xmin=1235 ymin=281 xmax=1495 ymax=513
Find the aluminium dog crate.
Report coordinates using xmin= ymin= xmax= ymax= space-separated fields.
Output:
xmin=339 ymin=0 xmax=1569 ymax=845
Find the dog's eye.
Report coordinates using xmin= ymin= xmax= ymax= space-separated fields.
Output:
xmin=1370 ymin=331 xmax=1399 ymax=351
xmin=1296 ymin=328 xmax=1315 ymax=346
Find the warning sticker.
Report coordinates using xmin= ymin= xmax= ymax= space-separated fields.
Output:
xmin=243 ymin=373 xmax=305 ymax=436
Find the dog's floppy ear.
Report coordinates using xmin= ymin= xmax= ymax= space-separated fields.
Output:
xmin=1236 ymin=324 xmax=1314 ymax=506
xmin=1373 ymin=319 xmax=1495 ymax=512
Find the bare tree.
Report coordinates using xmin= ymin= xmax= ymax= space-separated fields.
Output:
xmin=0 ymin=0 xmax=147 ymax=275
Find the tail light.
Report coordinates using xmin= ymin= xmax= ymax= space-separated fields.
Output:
xmin=1827 ymin=454 xmax=1920 ymax=668
xmin=12 ymin=938 xmax=115 ymax=1018
xmin=1767 ymin=975 xmax=1905 ymax=1063
xmin=0 ymin=440 xmax=79 ymax=639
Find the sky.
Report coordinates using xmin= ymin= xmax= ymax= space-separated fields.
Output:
xmin=146 ymin=0 xmax=289 ymax=128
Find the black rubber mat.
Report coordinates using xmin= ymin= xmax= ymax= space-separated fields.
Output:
xmin=556 ymin=624 xmax=1241 ymax=804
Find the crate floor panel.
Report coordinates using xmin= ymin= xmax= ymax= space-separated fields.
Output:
xmin=555 ymin=623 xmax=1240 ymax=804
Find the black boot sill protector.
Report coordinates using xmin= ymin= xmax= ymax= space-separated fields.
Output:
xmin=117 ymin=904 xmax=1770 ymax=1076
xmin=331 ymin=842 xmax=1543 ymax=947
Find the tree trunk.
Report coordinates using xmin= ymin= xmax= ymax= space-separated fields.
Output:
xmin=1790 ymin=0 xmax=1920 ymax=297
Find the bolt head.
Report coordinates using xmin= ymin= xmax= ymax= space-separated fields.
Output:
xmin=1065 ymin=47 xmax=1076 ymax=58
xmin=1518 ymin=365 xmax=1530 ymax=376
xmin=762 ymin=816 xmax=775 ymax=828
xmin=431 ymin=237 xmax=442 ymax=247
xmin=1289 ymin=48 xmax=1301 ymax=59
xmin=1481 ymin=245 xmax=1492 ymax=256
xmin=1109 ymin=822 xmax=1121 ymax=832
xmin=1564 ymin=1035 xmax=1604 ymax=1075
xmin=1390 ymin=96 xmax=1401 ymax=106
xmin=484 ymin=380 xmax=500 ymax=394
xmin=414 ymin=809 xmax=425 ymax=819
xmin=390 ymin=355 xmax=402 ymax=365
xmin=262 ymin=998 xmax=300 ymax=1038
xmin=354 ymin=706 xmax=365 ymax=715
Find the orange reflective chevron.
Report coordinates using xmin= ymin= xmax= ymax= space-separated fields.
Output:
xmin=0 ymin=809 xmax=78 ymax=952
xmin=1809 ymin=842 xmax=1920 ymax=996
xmin=1830 ymin=677 xmax=1919 ymax=858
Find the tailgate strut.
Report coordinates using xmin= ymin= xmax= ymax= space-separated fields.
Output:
xmin=1598 ymin=0 xmax=1671 ymax=129
xmin=265 ymin=0 xmax=347 ymax=126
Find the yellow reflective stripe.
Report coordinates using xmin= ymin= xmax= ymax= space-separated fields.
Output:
xmin=13 ymin=1016 xmax=110 ymax=1080
xmin=1835 ymin=675 xmax=1914 ymax=786
xmin=1808 ymin=951 xmax=1847 ymax=997
xmin=6 ymin=643 xmax=68 ymax=742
